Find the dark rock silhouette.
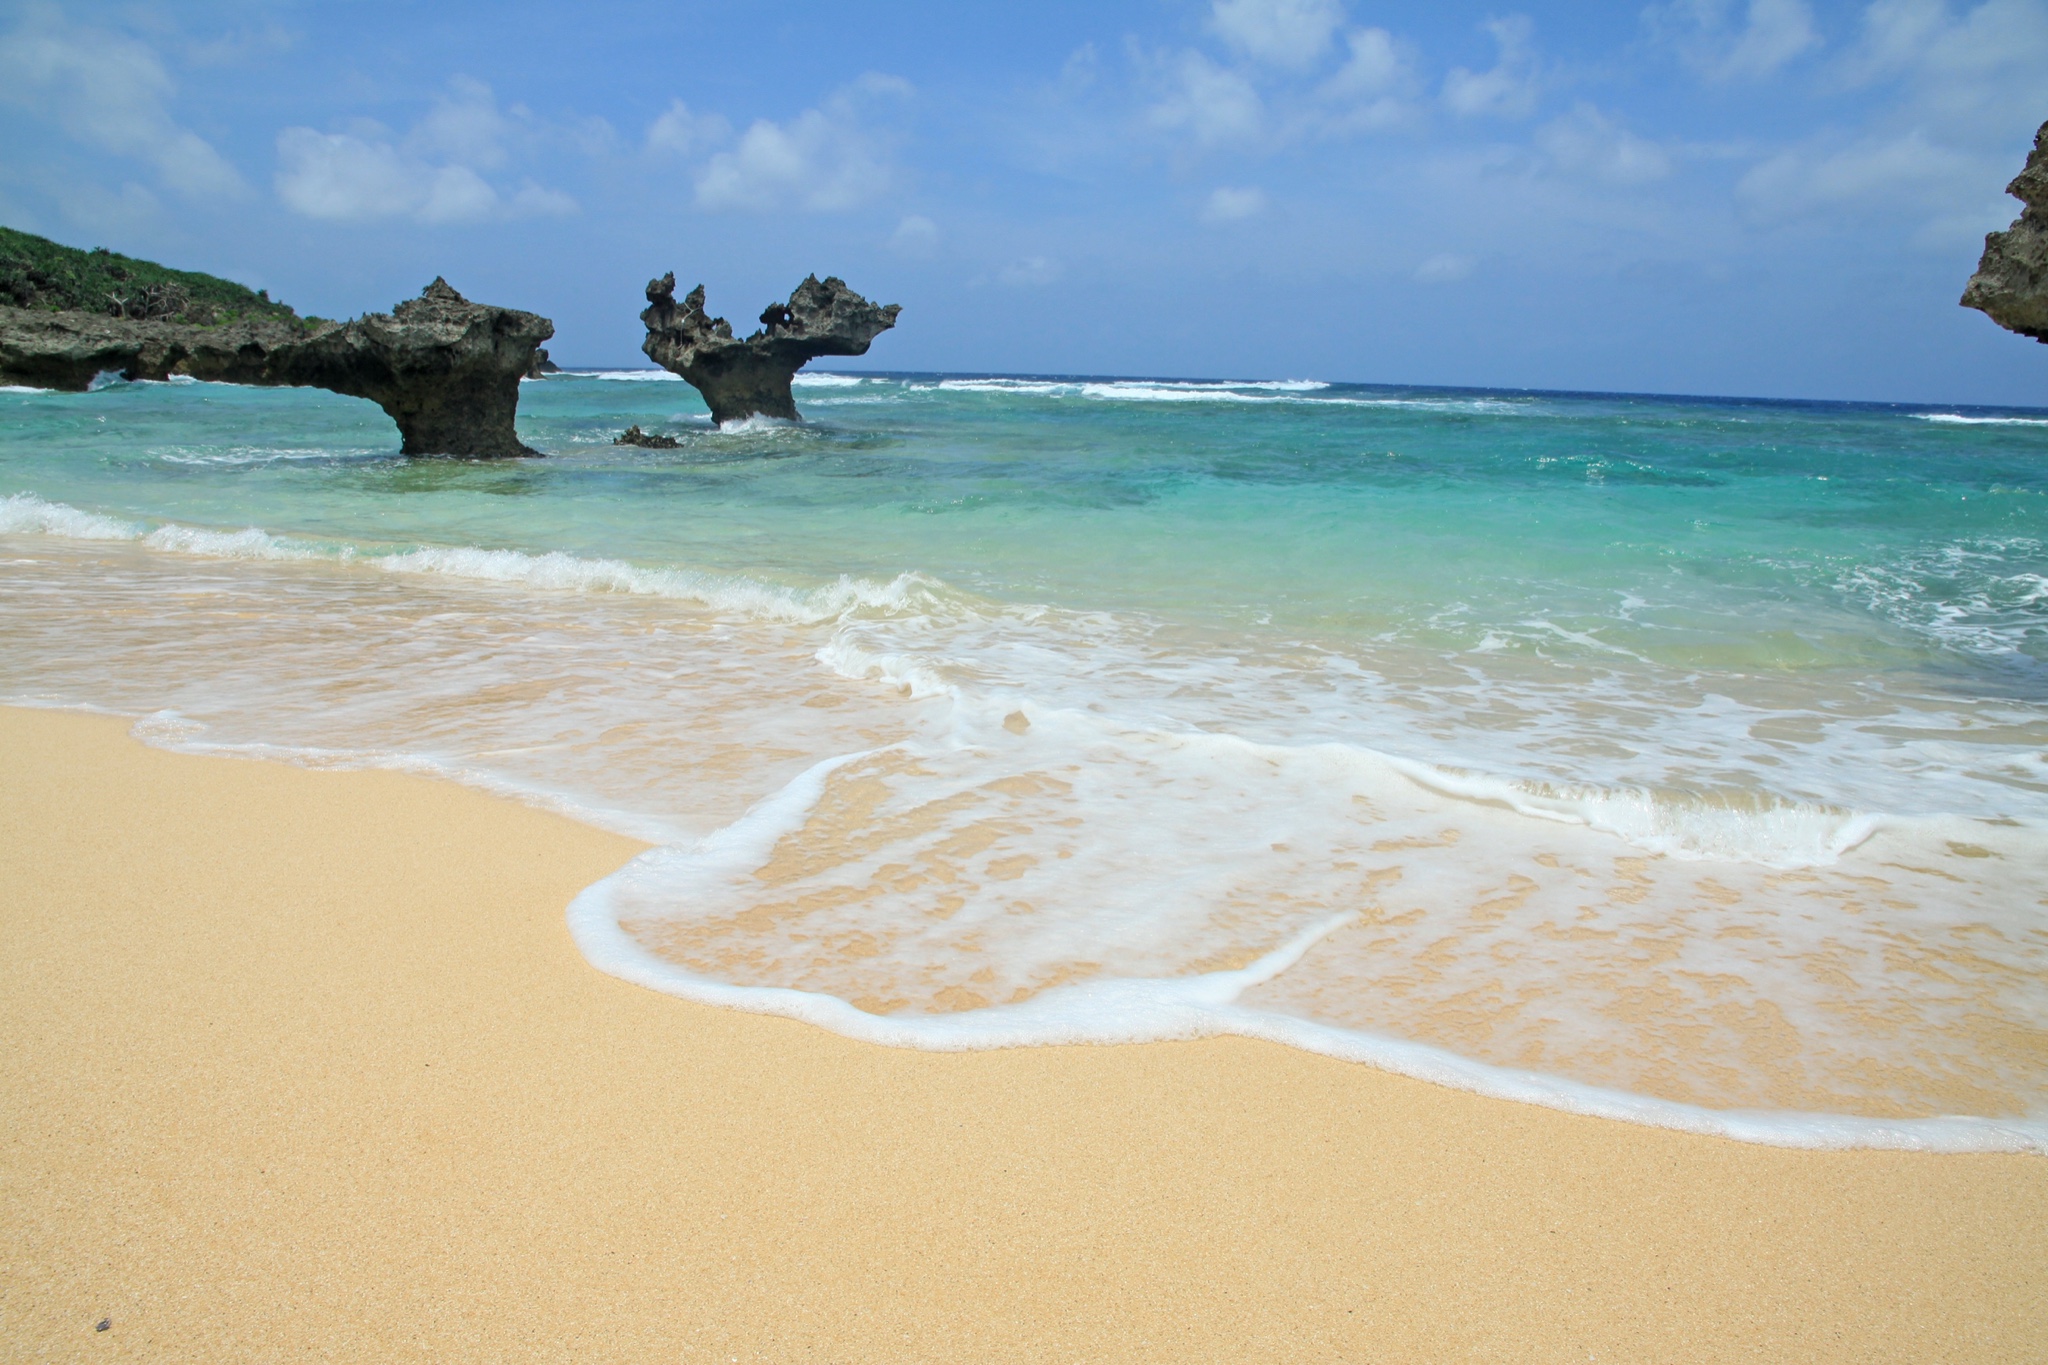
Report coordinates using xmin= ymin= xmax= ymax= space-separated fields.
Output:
xmin=525 ymin=347 xmax=559 ymax=378
xmin=1963 ymin=120 xmax=2048 ymax=343
xmin=0 ymin=278 xmax=552 ymax=457
xmin=640 ymin=272 xmax=899 ymax=423
xmin=614 ymin=424 xmax=680 ymax=448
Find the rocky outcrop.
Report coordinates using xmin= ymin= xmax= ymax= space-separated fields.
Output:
xmin=0 ymin=308 xmax=301 ymax=391
xmin=615 ymin=424 xmax=680 ymax=448
xmin=525 ymin=347 xmax=559 ymax=378
xmin=640 ymin=273 xmax=898 ymax=423
xmin=1963 ymin=120 xmax=2048 ymax=342
xmin=265 ymin=280 xmax=552 ymax=456
xmin=0 ymin=278 xmax=553 ymax=457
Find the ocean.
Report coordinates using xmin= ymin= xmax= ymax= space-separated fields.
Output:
xmin=4 ymin=368 xmax=2047 ymax=1151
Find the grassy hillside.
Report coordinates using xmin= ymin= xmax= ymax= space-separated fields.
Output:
xmin=0 ymin=226 xmax=310 ymax=327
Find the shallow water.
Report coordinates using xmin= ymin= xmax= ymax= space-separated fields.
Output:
xmin=5 ymin=369 xmax=2047 ymax=1149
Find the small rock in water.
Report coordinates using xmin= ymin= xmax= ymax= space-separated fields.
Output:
xmin=615 ymin=424 xmax=681 ymax=449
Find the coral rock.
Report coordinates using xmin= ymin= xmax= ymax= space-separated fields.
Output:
xmin=614 ymin=424 xmax=681 ymax=448
xmin=0 ymin=277 xmax=553 ymax=457
xmin=640 ymin=272 xmax=898 ymax=424
xmin=1963 ymin=120 xmax=2048 ymax=343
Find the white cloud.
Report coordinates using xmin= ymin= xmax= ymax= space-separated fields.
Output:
xmin=1536 ymin=104 xmax=1673 ymax=184
xmin=1145 ymin=51 xmax=1265 ymax=147
xmin=1322 ymin=27 xmax=1406 ymax=99
xmin=276 ymin=130 xmax=424 ymax=219
xmin=1443 ymin=16 xmax=1541 ymax=119
xmin=1649 ymin=0 xmax=1822 ymax=81
xmin=646 ymin=100 xmax=732 ymax=157
xmin=1314 ymin=27 xmax=1421 ymax=133
xmin=1141 ymin=14 xmax=1415 ymax=153
xmin=1727 ymin=0 xmax=1825 ymax=75
xmin=889 ymin=214 xmax=940 ymax=252
xmin=410 ymin=75 xmax=513 ymax=168
xmin=1209 ymin=0 xmax=1346 ymax=70
xmin=1837 ymin=0 xmax=2048 ymax=136
xmin=694 ymin=74 xmax=910 ymax=212
xmin=1416 ymin=253 xmax=1475 ymax=282
xmin=508 ymin=180 xmax=579 ymax=217
xmin=274 ymin=78 xmax=576 ymax=224
xmin=1202 ymin=185 xmax=1269 ymax=220
xmin=998 ymin=256 xmax=1063 ymax=287
xmin=1737 ymin=129 xmax=1987 ymax=222
xmin=1733 ymin=1 xmax=2048 ymax=239
xmin=1839 ymin=0 xmax=1949 ymax=75
xmin=0 ymin=7 xmax=245 ymax=199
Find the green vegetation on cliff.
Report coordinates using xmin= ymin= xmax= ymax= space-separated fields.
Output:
xmin=0 ymin=226 xmax=309 ymax=327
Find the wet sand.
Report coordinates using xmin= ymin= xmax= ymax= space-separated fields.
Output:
xmin=3 ymin=705 xmax=2043 ymax=1362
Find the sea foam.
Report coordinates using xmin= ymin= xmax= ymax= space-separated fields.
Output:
xmin=9 ymin=483 xmax=2048 ymax=1150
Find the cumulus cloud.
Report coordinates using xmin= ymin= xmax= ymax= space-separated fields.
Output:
xmin=1202 ymin=185 xmax=1269 ymax=220
xmin=1443 ymin=16 xmax=1542 ymax=118
xmin=1536 ymin=104 xmax=1673 ymax=184
xmin=0 ymin=7 xmax=245 ymax=199
xmin=1314 ymin=27 xmax=1421 ymax=132
xmin=1144 ymin=50 xmax=1266 ymax=147
xmin=646 ymin=100 xmax=731 ymax=157
xmin=1734 ymin=1 xmax=2048 ymax=239
xmin=1836 ymin=0 xmax=2048 ymax=136
xmin=1321 ymin=26 xmax=1406 ymax=99
xmin=275 ymin=77 xmax=576 ymax=224
xmin=1738 ymin=130 xmax=1972 ymax=227
xmin=1136 ymin=2 xmax=1422 ymax=154
xmin=1648 ymin=0 xmax=1822 ymax=81
xmin=889 ymin=213 xmax=940 ymax=252
xmin=1209 ymin=0 xmax=1346 ymax=70
xmin=693 ymin=74 xmax=910 ymax=212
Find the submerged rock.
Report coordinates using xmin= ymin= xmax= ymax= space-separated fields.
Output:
xmin=640 ymin=272 xmax=898 ymax=423
xmin=614 ymin=423 xmax=680 ymax=448
xmin=1962 ymin=120 xmax=2048 ymax=343
xmin=0 ymin=278 xmax=553 ymax=457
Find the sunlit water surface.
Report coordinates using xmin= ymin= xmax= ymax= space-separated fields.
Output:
xmin=5 ymin=369 xmax=2047 ymax=1148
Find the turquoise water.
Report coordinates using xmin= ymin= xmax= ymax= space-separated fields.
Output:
xmin=5 ymin=370 xmax=2047 ymax=1148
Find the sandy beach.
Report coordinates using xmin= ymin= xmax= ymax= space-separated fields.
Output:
xmin=2 ymin=704 xmax=2043 ymax=1362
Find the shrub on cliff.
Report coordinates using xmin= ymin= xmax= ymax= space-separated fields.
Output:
xmin=0 ymin=226 xmax=305 ymax=328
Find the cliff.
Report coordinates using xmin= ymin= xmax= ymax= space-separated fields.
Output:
xmin=1962 ymin=121 xmax=2048 ymax=343
xmin=640 ymin=273 xmax=899 ymax=423
xmin=0 ymin=276 xmax=552 ymax=458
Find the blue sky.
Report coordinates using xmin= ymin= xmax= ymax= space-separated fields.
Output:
xmin=2 ymin=0 xmax=2045 ymax=404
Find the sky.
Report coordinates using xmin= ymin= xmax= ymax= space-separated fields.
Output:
xmin=2 ymin=0 xmax=2046 ymax=405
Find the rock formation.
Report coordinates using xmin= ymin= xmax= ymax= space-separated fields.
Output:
xmin=265 ymin=280 xmax=552 ymax=456
xmin=525 ymin=347 xmax=559 ymax=378
xmin=0 ymin=308 xmax=300 ymax=391
xmin=640 ymin=273 xmax=899 ymax=423
xmin=0 ymin=278 xmax=553 ymax=457
xmin=614 ymin=424 xmax=680 ymax=448
xmin=1962 ymin=120 xmax=2048 ymax=342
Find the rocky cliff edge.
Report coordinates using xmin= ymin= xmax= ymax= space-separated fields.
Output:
xmin=0 ymin=278 xmax=552 ymax=457
xmin=1963 ymin=120 xmax=2048 ymax=343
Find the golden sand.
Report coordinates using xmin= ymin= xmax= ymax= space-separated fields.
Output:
xmin=2 ymin=706 xmax=2043 ymax=1362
